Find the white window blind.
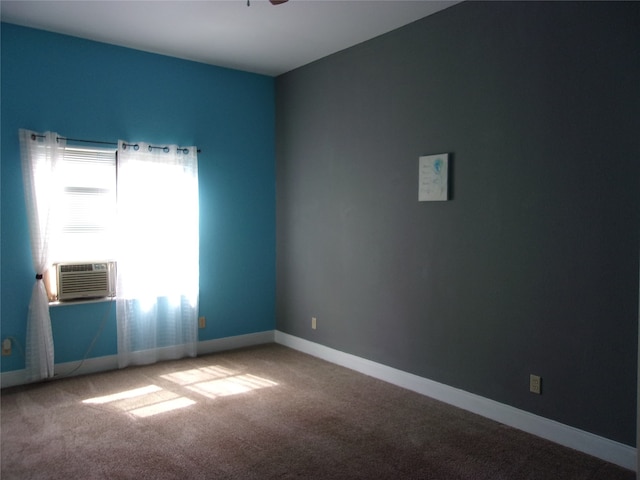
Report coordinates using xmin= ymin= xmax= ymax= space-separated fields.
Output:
xmin=51 ymin=147 xmax=117 ymax=263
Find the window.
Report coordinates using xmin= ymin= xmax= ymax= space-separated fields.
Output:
xmin=46 ymin=147 xmax=117 ymax=300
xmin=21 ymin=129 xmax=199 ymax=378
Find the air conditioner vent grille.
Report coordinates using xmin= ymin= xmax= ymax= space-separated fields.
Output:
xmin=56 ymin=262 xmax=115 ymax=301
xmin=60 ymin=263 xmax=94 ymax=273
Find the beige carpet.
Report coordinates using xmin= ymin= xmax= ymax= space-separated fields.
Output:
xmin=1 ymin=344 xmax=634 ymax=479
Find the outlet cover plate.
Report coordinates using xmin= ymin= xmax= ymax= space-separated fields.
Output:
xmin=530 ymin=374 xmax=541 ymax=394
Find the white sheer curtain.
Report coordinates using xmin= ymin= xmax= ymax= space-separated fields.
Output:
xmin=19 ymin=129 xmax=65 ymax=382
xmin=116 ymin=141 xmax=199 ymax=368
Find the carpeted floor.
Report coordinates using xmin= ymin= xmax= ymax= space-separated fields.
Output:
xmin=1 ymin=344 xmax=634 ymax=479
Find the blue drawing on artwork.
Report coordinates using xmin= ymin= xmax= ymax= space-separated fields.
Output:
xmin=434 ymin=158 xmax=443 ymax=174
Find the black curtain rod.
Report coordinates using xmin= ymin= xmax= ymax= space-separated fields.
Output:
xmin=30 ymin=134 xmax=201 ymax=153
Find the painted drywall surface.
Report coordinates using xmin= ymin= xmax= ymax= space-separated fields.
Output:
xmin=276 ymin=2 xmax=639 ymax=446
xmin=0 ymin=24 xmax=276 ymax=372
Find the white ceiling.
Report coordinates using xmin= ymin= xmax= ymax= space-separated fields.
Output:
xmin=0 ymin=0 xmax=457 ymax=76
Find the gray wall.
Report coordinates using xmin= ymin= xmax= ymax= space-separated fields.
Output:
xmin=275 ymin=1 xmax=639 ymax=446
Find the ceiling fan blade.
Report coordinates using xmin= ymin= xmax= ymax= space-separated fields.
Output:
xmin=269 ymin=0 xmax=289 ymax=4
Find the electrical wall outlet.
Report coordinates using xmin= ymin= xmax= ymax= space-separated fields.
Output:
xmin=198 ymin=316 xmax=206 ymax=329
xmin=311 ymin=317 xmax=317 ymax=330
xmin=2 ymin=338 xmax=11 ymax=356
xmin=529 ymin=374 xmax=541 ymax=394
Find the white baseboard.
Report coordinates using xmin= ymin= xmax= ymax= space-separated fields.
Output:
xmin=197 ymin=330 xmax=275 ymax=355
xmin=0 ymin=369 xmax=29 ymax=389
xmin=275 ymin=331 xmax=636 ymax=472
xmin=0 ymin=354 xmax=121 ymax=388
xmin=0 ymin=331 xmax=275 ymax=389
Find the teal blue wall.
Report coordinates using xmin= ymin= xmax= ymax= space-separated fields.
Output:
xmin=0 ymin=23 xmax=276 ymax=372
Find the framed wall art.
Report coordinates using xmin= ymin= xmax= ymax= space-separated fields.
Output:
xmin=418 ymin=153 xmax=449 ymax=202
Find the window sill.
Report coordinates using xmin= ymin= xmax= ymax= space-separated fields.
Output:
xmin=49 ymin=297 xmax=116 ymax=307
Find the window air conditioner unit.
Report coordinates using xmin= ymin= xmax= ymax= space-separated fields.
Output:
xmin=56 ymin=262 xmax=116 ymax=301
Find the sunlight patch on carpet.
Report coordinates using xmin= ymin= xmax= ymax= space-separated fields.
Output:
xmin=81 ymin=366 xmax=278 ymax=418
xmin=83 ymin=384 xmax=193 ymax=418
xmin=129 ymin=397 xmax=196 ymax=418
xmin=162 ymin=365 xmax=278 ymax=399
xmin=186 ymin=373 xmax=278 ymax=399
xmin=83 ymin=385 xmax=163 ymax=404
xmin=160 ymin=365 xmax=237 ymax=385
